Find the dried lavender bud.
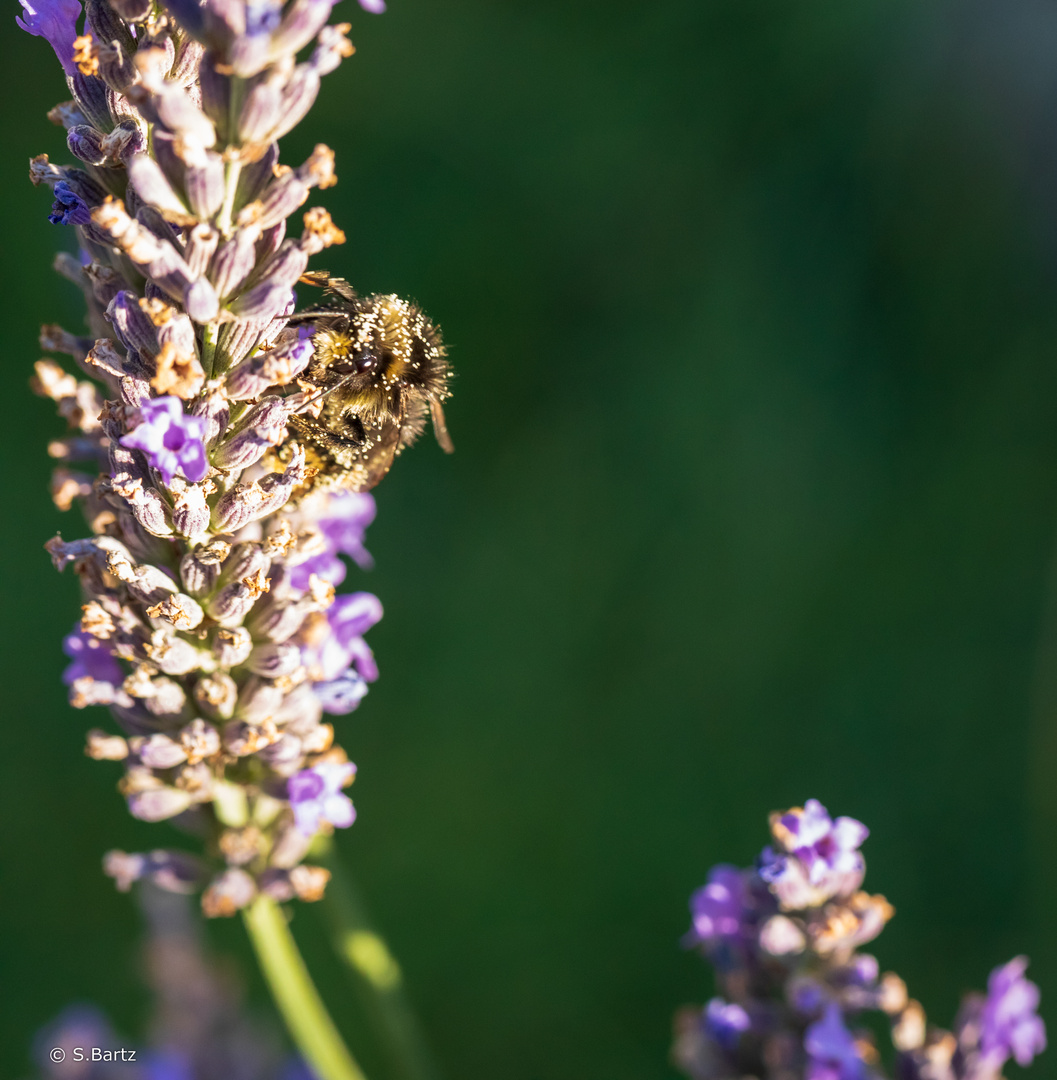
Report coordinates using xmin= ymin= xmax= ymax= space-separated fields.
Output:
xmin=210 ymin=625 xmax=253 ymax=667
xmin=85 ymin=728 xmax=130 ymax=760
xmin=179 ymin=718 xmax=221 ymax=762
xmin=129 ymin=733 xmax=189 ymax=769
xmin=246 ymin=641 xmax=302 ymax=678
xmin=210 ymin=397 xmax=292 ymax=470
xmin=201 ymin=868 xmax=257 ymax=917
xmin=180 ymin=538 xmax=230 ymax=596
xmin=193 ymin=673 xmax=238 ymax=720
xmin=128 ymin=786 xmax=195 ymax=823
xmin=224 ymin=332 xmax=313 ymax=399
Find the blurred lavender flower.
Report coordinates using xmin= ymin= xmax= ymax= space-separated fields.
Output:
xmin=759 ymin=798 xmax=868 ymax=910
xmin=121 ymin=397 xmax=208 ymax=485
xmin=705 ymin=999 xmax=750 ymax=1052
xmin=673 ymin=801 xmax=1046 ymax=1080
xmin=980 ymin=957 xmax=1047 ymax=1069
xmin=31 ymin=885 xmax=299 ymax=1079
xmin=804 ymin=1005 xmax=864 ymax=1080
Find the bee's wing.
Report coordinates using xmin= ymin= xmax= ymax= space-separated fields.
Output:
xmin=299 ymin=271 xmax=358 ymax=303
xmin=359 ymin=415 xmax=403 ymax=490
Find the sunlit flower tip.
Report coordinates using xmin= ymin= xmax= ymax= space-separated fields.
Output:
xmin=62 ymin=626 xmax=123 ymax=686
xmin=804 ymin=1004 xmax=864 ymax=1080
xmin=120 ymin=396 xmax=209 ymax=485
xmin=48 ymin=180 xmax=92 ymax=226
xmin=981 ymin=957 xmax=1047 ymax=1068
xmin=288 ymin=761 xmax=357 ymax=836
xmin=704 ymin=998 xmax=750 ymax=1051
xmin=773 ymin=799 xmax=868 ymax=885
xmin=15 ymin=0 xmax=82 ymax=77
xmin=688 ymin=865 xmax=750 ymax=945
xmin=358 ymin=0 xmax=386 ymax=11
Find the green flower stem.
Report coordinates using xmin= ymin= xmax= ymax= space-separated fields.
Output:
xmin=200 ymin=322 xmax=219 ymax=380
xmin=319 ymin=850 xmax=440 ymax=1080
xmin=243 ymin=893 xmax=368 ymax=1080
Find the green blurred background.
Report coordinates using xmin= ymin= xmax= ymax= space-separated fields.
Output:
xmin=4 ymin=0 xmax=1057 ymax=1076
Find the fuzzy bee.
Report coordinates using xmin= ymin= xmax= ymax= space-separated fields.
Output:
xmin=280 ymin=273 xmax=453 ymax=492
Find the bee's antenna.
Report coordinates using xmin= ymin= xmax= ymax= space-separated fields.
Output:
xmin=290 ymin=373 xmax=357 ymax=415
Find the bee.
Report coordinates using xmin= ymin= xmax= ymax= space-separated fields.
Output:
xmin=280 ymin=273 xmax=453 ymax=493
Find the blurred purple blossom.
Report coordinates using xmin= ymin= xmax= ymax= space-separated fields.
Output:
xmin=705 ymin=998 xmax=750 ymax=1051
xmin=774 ymin=799 xmax=868 ymax=885
xmin=980 ymin=957 xmax=1047 ymax=1069
xmin=288 ymin=761 xmax=356 ymax=836
xmin=120 ymin=397 xmax=208 ymax=485
xmin=358 ymin=0 xmax=386 ymax=11
xmin=687 ymin=865 xmax=753 ymax=948
xmin=804 ymin=1004 xmax=863 ymax=1080
xmin=16 ymin=0 xmax=82 ymax=77
xmin=63 ymin=627 xmax=123 ymax=686
xmin=759 ymin=799 xmax=867 ymax=909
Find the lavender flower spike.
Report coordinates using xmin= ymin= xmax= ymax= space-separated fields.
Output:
xmin=121 ymin=397 xmax=209 ymax=485
xmin=16 ymin=0 xmax=82 ymax=77
xmin=28 ymin=0 xmax=442 ymax=948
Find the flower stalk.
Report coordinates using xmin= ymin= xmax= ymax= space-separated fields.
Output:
xmin=244 ymin=893 xmax=367 ymax=1080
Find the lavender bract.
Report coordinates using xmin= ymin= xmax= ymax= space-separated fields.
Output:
xmin=24 ymin=0 xmax=411 ymax=917
xmin=673 ymin=800 xmax=1047 ymax=1080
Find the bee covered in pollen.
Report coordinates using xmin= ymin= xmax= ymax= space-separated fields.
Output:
xmin=279 ymin=273 xmax=453 ymax=492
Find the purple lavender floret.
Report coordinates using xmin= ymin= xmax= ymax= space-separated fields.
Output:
xmin=120 ymin=397 xmax=209 ymax=485
xmin=303 ymin=591 xmax=383 ymax=682
xmin=246 ymin=0 xmax=282 ymax=35
xmin=15 ymin=0 xmax=82 ymax=77
xmin=980 ymin=957 xmax=1047 ymax=1069
xmin=313 ymin=668 xmax=369 ymax=715
xmin=62 ymin=627 xmax=123 ymax=686
xmin=804 ymin=1004 xmax=864 ymax=1080
xmin=290 ymin=492 xmax=376 ymax=590
xmin=705 ymin=998 xmax=751 ymax=1051
xmin=48 ymin=181 xmax=93 ymax=226
xmin=288 ymin=761 xmax=357 ymax=836
xmin=320 ymin=492 xmax=376 ymax=569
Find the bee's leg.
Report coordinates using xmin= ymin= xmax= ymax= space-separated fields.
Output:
xmin=429 ymin=399 xmax=455 ymax=454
